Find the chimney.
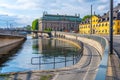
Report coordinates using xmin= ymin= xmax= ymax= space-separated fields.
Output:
xmin=78 ymin=14 xmax=80 ymax=17
xmin=75 ymin=13 xmax=77 ymax=16
xmin=104 ymin=13 xmax=106 ymax=15
xmin=118 ymin=3 xmax=120 ymax=6
xmin=94 ymin=11 xmax=96 ymax=15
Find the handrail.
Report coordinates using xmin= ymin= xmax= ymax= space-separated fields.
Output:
xmin=95 ymin=38 xmax=109 ymax=80
xmin=31 ymin=38 xmax=84 ymax=69
xmin=53 ymin=31 xmax=109 ymax=80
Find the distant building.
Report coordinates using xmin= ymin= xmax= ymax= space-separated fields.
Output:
xmin=39 ymin=12 xmax=81 ymax=32
xmin=79 ymin=3 xmax=120 ymax=35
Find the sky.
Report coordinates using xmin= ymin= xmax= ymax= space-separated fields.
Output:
xmin=0 ymin=0 xmax=120 ymax=28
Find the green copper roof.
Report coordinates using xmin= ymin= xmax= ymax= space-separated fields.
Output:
xmin=40 ymin=14 xmax=81 ymax=22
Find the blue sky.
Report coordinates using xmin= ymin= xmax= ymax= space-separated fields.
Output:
xmin=0 ymin=0 xmax=120 ymax=28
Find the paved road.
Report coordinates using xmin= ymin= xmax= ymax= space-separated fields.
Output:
xmin=53 ymin=43 xmax=101 ymax=80
xmin=104 ymin=35 xmax=120 ymax=80
xmin=104 ymin=35 xmax=120 ymax=58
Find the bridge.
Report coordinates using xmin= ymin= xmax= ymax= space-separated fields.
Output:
xmin=12 ymin=29 xmax=53 ymax=38
xmin=0 ymin=29 xmax=53 ymax=38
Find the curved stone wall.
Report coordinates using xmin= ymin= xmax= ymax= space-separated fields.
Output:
xmin=0 ymin=35 xmax=26 ymax=55
xmin=52 ymin=31 xmax=109 ymax=80
xmin=52 ymin=32 xmax=103 ymax=57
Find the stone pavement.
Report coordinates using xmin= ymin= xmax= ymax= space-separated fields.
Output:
xmin=104 ymin=35 xmax=120 ymax=80
xmin=106 ymin=54 xmax=120 ymax=80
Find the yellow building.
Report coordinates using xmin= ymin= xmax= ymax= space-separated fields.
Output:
xmin=79 ymin=4 xmax=120 ymax=35
xmin=79 ymin=18 xmax=90 ymax=34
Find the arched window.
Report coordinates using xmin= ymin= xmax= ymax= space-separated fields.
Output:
xmin=102 ymin=23 xmax=104 ymax=27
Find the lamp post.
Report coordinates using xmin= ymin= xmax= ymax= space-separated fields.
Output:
xmin=109 ymin=0 xmax=113 ymax=54
xmin=90 ymin=5 xmax=93 ymax=34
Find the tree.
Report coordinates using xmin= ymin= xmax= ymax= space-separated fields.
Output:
xmin=25 ymin=25 xmax=31 ymax=30
xmin=44 ymin=27 xmax=52 ymax=32
xmin=82 ymin=15 xmax=91 ymax=21
xmin=32 ymin=19 xmax=38 ymax=30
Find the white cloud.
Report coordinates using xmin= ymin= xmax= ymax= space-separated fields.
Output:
xmin=13 ymin=15 xmax=35 ymax=26
xmin=97 ymin=5 xmax=107 ymax=11
xmin=0 ymin=0 xmax=120 ymax=27
xmin=100 ymin=0 xmax=108 ymax=3
xmin=49 ymin=3 xmax=90 ymax=18
xmin=0 ymin=10 xmax=14 ymax=16
xmin=1 ymin=2 xmax=39 ymax=10
xmin=77 ymin=0 xmax=84 ymax=3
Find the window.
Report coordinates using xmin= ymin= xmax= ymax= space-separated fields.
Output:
xmin=117 ymin=29 xmax=120 ymax=32
xmin=102 ymin=23 xmax=104 ymax=27
xmin=105 ymin=23 xmax=107 ymax=26
xmin=118 ymin=22 xmax=120 ymax=26
xmin=105 ymin=30 xmax=107 ymax=33
xmin=113 ymin=22 xmax=115 ymax=25
xmin=99 ymin=24 xmax=101 ymax=27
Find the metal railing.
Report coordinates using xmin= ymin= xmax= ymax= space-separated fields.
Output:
xmin=31 ymin=39 xmax=83 ymax=69
xmin=53 ymin=31 xmax=109 ymax=80
xmin=0 ymin=29 xmax=27 ymax=37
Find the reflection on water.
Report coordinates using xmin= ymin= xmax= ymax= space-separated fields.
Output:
xmin=0 ymin=37 xmax=79 ymax=73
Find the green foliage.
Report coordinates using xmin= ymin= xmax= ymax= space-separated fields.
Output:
xmin=25 ymin=25 xmax=31 ymax=30
xmin=0 ymin=74 xmax=9 ymax=77
xmin=82 ymin=15 xmax=91 ymax=21
xmin=44 ymin=28 xmax=52 ymax=32
xmin=0 ymin=74 xmax=10 ymax=80
xmin=32 ymin=19 xmax=38 ymax=30
xmin=40 ymin=75 xmax=52 ymax=80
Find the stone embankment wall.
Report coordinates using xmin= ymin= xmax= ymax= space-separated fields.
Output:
xmin=52 ymin=32 xmax=103 ymax=57
xmin=0 ymin=35 xmax=26 ymax=55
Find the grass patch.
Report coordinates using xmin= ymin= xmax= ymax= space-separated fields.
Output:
xmin=40 ymin=75 xmax=53 ymax=80
xmin=0 ymin=74 xmax=10 ymax=80
xmin=0 ymin=74 xmax=9 ymax=77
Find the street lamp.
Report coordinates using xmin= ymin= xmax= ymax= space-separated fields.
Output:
xmin=109 ymin=0 xmax=113 ymax=54
xmin=0 ymin=15 xmax=14 ymax=29
xmin=90 ymin=5 xmax=93 ymax=34
xmin=0 ymin=15 xmax=8 ymax=28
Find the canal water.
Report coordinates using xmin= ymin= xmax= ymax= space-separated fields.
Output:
xmin=0 ymin=37 xmax=79 ymax=73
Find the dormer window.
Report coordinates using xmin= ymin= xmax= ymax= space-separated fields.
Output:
xmin=86 ymin=21 xmax=88 ymax=23
xmin=113 ymin=17 xmax=117 ymax=20
xmin=106 ymin=17 xmax=109 ymax=21
xmin=104 ymin=13 xmax=106 ymax=15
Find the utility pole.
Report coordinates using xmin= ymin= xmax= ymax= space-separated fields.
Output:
xmin=91 ymin=5 xmax=92 ymax=34
xmin=109 ymin=0 xmax=113 ymax=54
xmin=7 ymin=21 xmax=8 ymax=29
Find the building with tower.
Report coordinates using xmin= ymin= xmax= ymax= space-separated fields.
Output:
xmin=39 ymin=12 xmax=81 ymax=32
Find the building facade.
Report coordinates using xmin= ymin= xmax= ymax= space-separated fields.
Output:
xmin=39 ymin=12 xmax=81 ymax=32
xmin=79 ymin=4 xmax=120 ymax=35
